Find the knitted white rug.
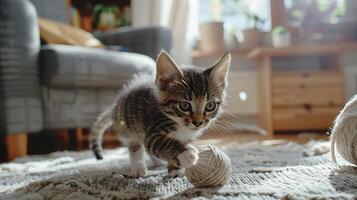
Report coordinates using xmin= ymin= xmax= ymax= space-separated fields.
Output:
xmin=1 ymin=141 xmax=357 ymax=200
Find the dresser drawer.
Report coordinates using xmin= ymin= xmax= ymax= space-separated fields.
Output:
xmin=272 ymin=71 xmax=342 ymax=88
xmin=272 ymin=86 xmax=344 ymax=106
xmin=273 ymin=106 xmax=340 ymax=131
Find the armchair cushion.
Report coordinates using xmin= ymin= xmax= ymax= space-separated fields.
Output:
xmin=38 ymin=18 xmax=104 ymax=48
xmin=39 ymin=45 xmax=155 ymax=89
xmin=93 ymin=26 xmax=172 ymax=59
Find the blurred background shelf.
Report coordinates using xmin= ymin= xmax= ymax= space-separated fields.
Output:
xmin=247 ymin=43 xmax=357 ymax=135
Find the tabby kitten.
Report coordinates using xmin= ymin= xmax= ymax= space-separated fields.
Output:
xmin=90 ymin=51 xmax=230 ymax=177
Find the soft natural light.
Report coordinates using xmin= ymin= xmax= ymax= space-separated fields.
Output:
xmin=198 ymin=0 xmax=271 ymax=31
xmin=239 ymin=91 xmax=248 ymax=101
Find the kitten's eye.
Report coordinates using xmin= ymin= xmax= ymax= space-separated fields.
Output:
xmin=205 ymin=102 xmax=216 ymax=112
xmin=178 ymin=101 xmax=191 ymax=112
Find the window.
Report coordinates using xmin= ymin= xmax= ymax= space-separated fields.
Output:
xmin=198 ymin=0 xmax=271 ymax=32
xmin=285 ymin=0 xmax=347 ymax=26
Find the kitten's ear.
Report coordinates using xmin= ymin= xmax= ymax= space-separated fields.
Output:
xmin=205 ymin=53 xmax=231 ymax=88
xmin=155 ymin=51 xmax=183 ymax=90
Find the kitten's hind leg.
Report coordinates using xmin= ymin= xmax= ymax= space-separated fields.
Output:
xmin=129 ymin=143 xmax=147 ymax=177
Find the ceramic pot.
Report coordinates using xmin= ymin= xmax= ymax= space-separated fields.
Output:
xmin=241 ymin=28 xmax=261 ymax=48
xmin=272 ymin=32 xmax=291 ymax=48
xmin=199 ymin=21 xmax=225 ymax=53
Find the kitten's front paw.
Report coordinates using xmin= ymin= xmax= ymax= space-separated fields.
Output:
xmin=168 ymin=168 xmax=185 ymax=178
xmin=131 ymin=163 xmax=147 ymax=177
xmin=177 ymin=144 xmax=198 ymax=168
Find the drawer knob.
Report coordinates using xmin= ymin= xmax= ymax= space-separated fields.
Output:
xmin=303 ymin=104 xmax=312 ymax=111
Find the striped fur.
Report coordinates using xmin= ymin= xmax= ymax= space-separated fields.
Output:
xmin=90 ymin=52 xmax=230 ymax=177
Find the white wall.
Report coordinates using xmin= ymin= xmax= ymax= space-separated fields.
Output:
xmin=131 ymin=0 xmax=151 ymax=27
xmin=225 ymin=70 xmax=258 ymax=115
xmin=131 ymin=0 xmax=174 ymax=28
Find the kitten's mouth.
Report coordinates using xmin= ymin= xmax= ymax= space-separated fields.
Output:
xmin=188 ymin=125 xmax=206 ymax=130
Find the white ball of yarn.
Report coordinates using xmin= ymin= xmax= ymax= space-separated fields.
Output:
xmin=331 ymin=94 xmax=357 ymax=165
xmin=185 ymin=145 xmax=232 ymax=188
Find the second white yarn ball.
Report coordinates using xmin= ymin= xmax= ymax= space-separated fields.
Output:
xmin=331 ymin=94 xmax=357 ymax=165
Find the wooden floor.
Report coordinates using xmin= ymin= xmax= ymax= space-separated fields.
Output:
xmin=0 ymin=119 xmax=330 ymax=163
xmin=197 ymin=116 xmax=330 ymax=145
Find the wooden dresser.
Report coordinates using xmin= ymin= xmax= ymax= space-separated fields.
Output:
xmin=272 ymin=70 xmax=344 ymax=131
xmin=247 ymin=43 xmax=357 ymax=136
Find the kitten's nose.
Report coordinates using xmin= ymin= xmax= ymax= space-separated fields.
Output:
xmin=192 ymin=121 xmax=203 ymax=127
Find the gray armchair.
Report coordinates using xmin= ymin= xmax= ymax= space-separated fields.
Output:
xmin=93 ymin=26 xmax=172 ymax=59
xmin=0 ymin=0 xmax=171 ymax=160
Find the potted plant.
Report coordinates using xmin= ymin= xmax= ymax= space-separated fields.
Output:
xmin=93 ymin=4 xmax=130 ymax=31
xmin=272 ymin=26 xmax=291 ymax=48
xmin=241 ymin=13 xmax=265 ymax=48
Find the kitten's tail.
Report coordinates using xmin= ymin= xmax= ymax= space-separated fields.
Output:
xmin=89 ymin=106 xmax=114 ymax=160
